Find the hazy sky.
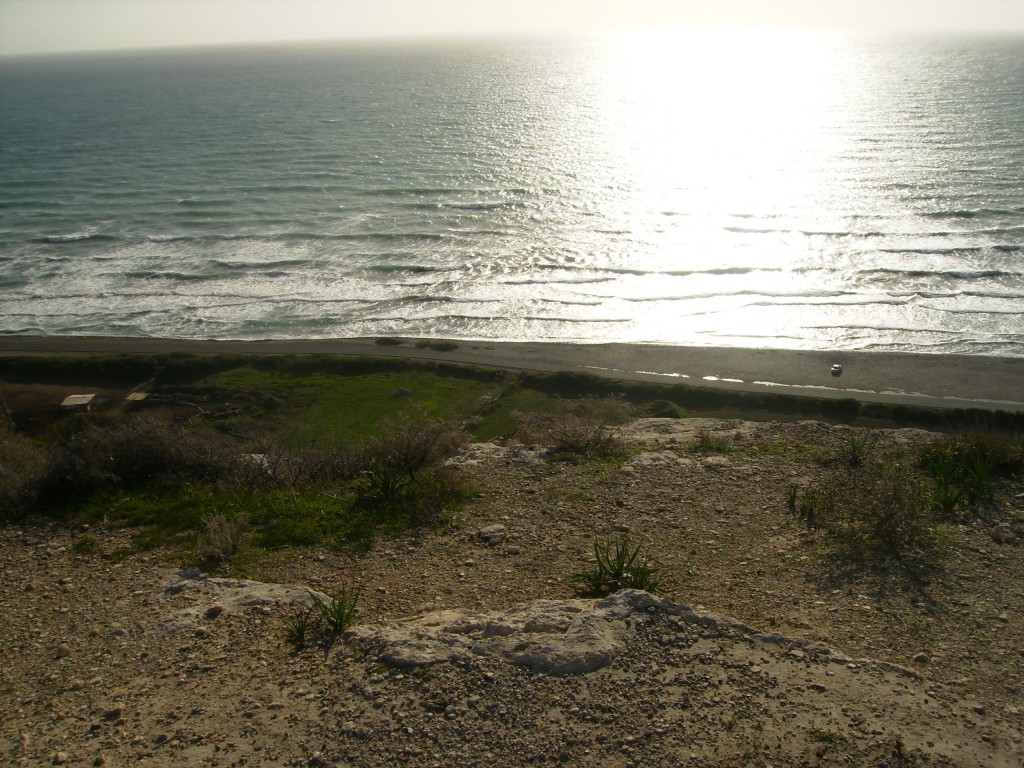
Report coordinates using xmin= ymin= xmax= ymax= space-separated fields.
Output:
xmin=3 ymin=0 xmax=1024 ymax=56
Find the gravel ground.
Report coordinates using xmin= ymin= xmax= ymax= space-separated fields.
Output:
xmin=2 ymin=418 xmax=1023 ymax=767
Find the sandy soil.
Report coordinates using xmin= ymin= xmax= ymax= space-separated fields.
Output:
xmin=2 ymin=418 xmax=1023 ymax=767
xmin=1 ymin=335 xmax=1023 ymax=412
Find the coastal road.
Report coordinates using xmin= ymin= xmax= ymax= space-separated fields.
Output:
xmin=1 ymin=335 xmax=1022 ymax=413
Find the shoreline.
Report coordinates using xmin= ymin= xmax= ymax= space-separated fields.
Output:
xmin=1 ymin=334 xmax=1023 ymax=412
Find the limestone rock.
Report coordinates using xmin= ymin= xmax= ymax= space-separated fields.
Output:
xmin=701 ymin=456 xmax=733 ymax=470
xmin=345 ymin=589 xmax=917 ymax=681
xmin=159 ymin=569 xmax=329 ymax=631
xmin=476 ymin=524 xmax=507 ymax=546
xmin=346 ymin=595 xmax=627 ymax=675
xmin=621 ymin=451 xmax=695 ymax=473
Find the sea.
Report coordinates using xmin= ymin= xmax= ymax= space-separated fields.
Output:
xmin=1 ymin=31 xmax=1023 ymax=356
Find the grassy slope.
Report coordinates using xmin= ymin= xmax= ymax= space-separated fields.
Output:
xmin=2 ymin=352 xmax=1022 ymax=577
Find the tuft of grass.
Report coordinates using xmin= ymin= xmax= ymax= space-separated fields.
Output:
xmin=643 ymin=399 xmax=688 ymax=419
xmin=786 ymin=483 xmax=800 ymax=513
xmin=841 ymin=431 xmax=878 ymax=468
xmin=70 ymin=535 xmax=100 ymax=555
xmin=689 ymin=428 xmax=732 ymax=454
xmin=809 ymin=728 xmax=851 ymax=744
xmin=575 ymin=537 xmax=662 ymax=597
xmin=918 ymin=432 xmax=1019 ymax=517
xmin=308 ymin=587 xmax=360 ymax=633
xmin=283 ymin=605 xmax=315 ymax=648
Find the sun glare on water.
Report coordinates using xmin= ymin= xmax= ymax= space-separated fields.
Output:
xmin=596 ymin=28 xmax=863 ymax=233
xmin=555 ymin=28 xmax=896 ymax=344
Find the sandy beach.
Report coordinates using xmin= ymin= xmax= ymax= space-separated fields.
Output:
xmin=1 ymin=335 xmax=1022 ymax=412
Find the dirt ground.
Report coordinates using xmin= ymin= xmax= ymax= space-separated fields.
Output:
xmin=2 ymin=418 xmax=1023 ymax=767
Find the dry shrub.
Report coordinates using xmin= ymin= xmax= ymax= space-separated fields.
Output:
xmin=355 ymin=415 xmax=467 ymax=511
xmin=241 ymin=439 xmax=360 ymax=488
xmin=516 ymin=396 xmax=633 ymax=458
xmin=0 ymin=427 xmax=45 ymax=520
xmin=800 ymin=458 xmax=940 ymax=564
xmin=39 ymin=414 xmax=242 ymax=500
xmin=202 ymin=512 xmax=249 ymax=564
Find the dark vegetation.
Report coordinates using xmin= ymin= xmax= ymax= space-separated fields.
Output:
xmin=1 ymin=351 xmax=1022 ymax=579
xmin=792 ymin=426 xmax=1023 ymax=572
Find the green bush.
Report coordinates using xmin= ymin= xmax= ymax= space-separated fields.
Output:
xmin=242 ymin=439 xmax=359 ymax=488
xmin=644 ymin=400 xmax=687 ymax=419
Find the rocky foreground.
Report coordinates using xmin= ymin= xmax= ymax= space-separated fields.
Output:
xmin=2 ymin=418 xmax=1023 ymax=767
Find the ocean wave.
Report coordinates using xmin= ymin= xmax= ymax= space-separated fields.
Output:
xmin=361 ymin=186 xmax=469 ymax=197
xmin=498 ymin=275 xmax=617 ymax=287
xmin=397 ymin=295 xmax=459 ymax=304
xmin=38 ymin=230 xmax=115 ymax=244
xmin=257 ymin=296 xmax=378 ymax=307
xmin=860 ymin=268 xmax=1024 ymax=280
xmin=210 ymin=258 xmax=314 ymax=271
xmin=876 ymin=246 xmax=986 ymax=256
xmin=531 ymin=263 xmax=782 ymax=279
xmin=366 ymin=264 xmax=446 ymax=275
xmin=807 ymin=322 xmax=965 ymax=335
xmin=361 ymin=186 xmax=534 ymax=198
xmin=401 ymin=201 xmax=523 ymax=212
xmin=536 ymin=297 xmax=603 ymax=307
xmin=722 ymin=225 xmax=890 ymax=238
xmin=667 ymin=267 xmax=781 ymax=277
xmin=922 ymin=304 xmax=1024 ymax=315
xmin=520 ymin=315 xmax=627 ymax=324
xmin=240 ymin=316 xmax=339 ymax=331
xmin=176 ymin=197 xmax=237 ymax=207
xmin=448 ymin=202 xmax=523 ymax=212
xmin=125 ymin=270 xmax=223 ymax=282
xmin=961 ymin=289 xmax=1024 ymax=300
xmin=617 ymin=289 xmax=860 ymax=305
xmin=922 ymin=207 xmax=1024 ymax=219
xmin=722 ymin=225 xmax=779 ymax=235
xmin=145 ymin=231 xmax=453 ymax=245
